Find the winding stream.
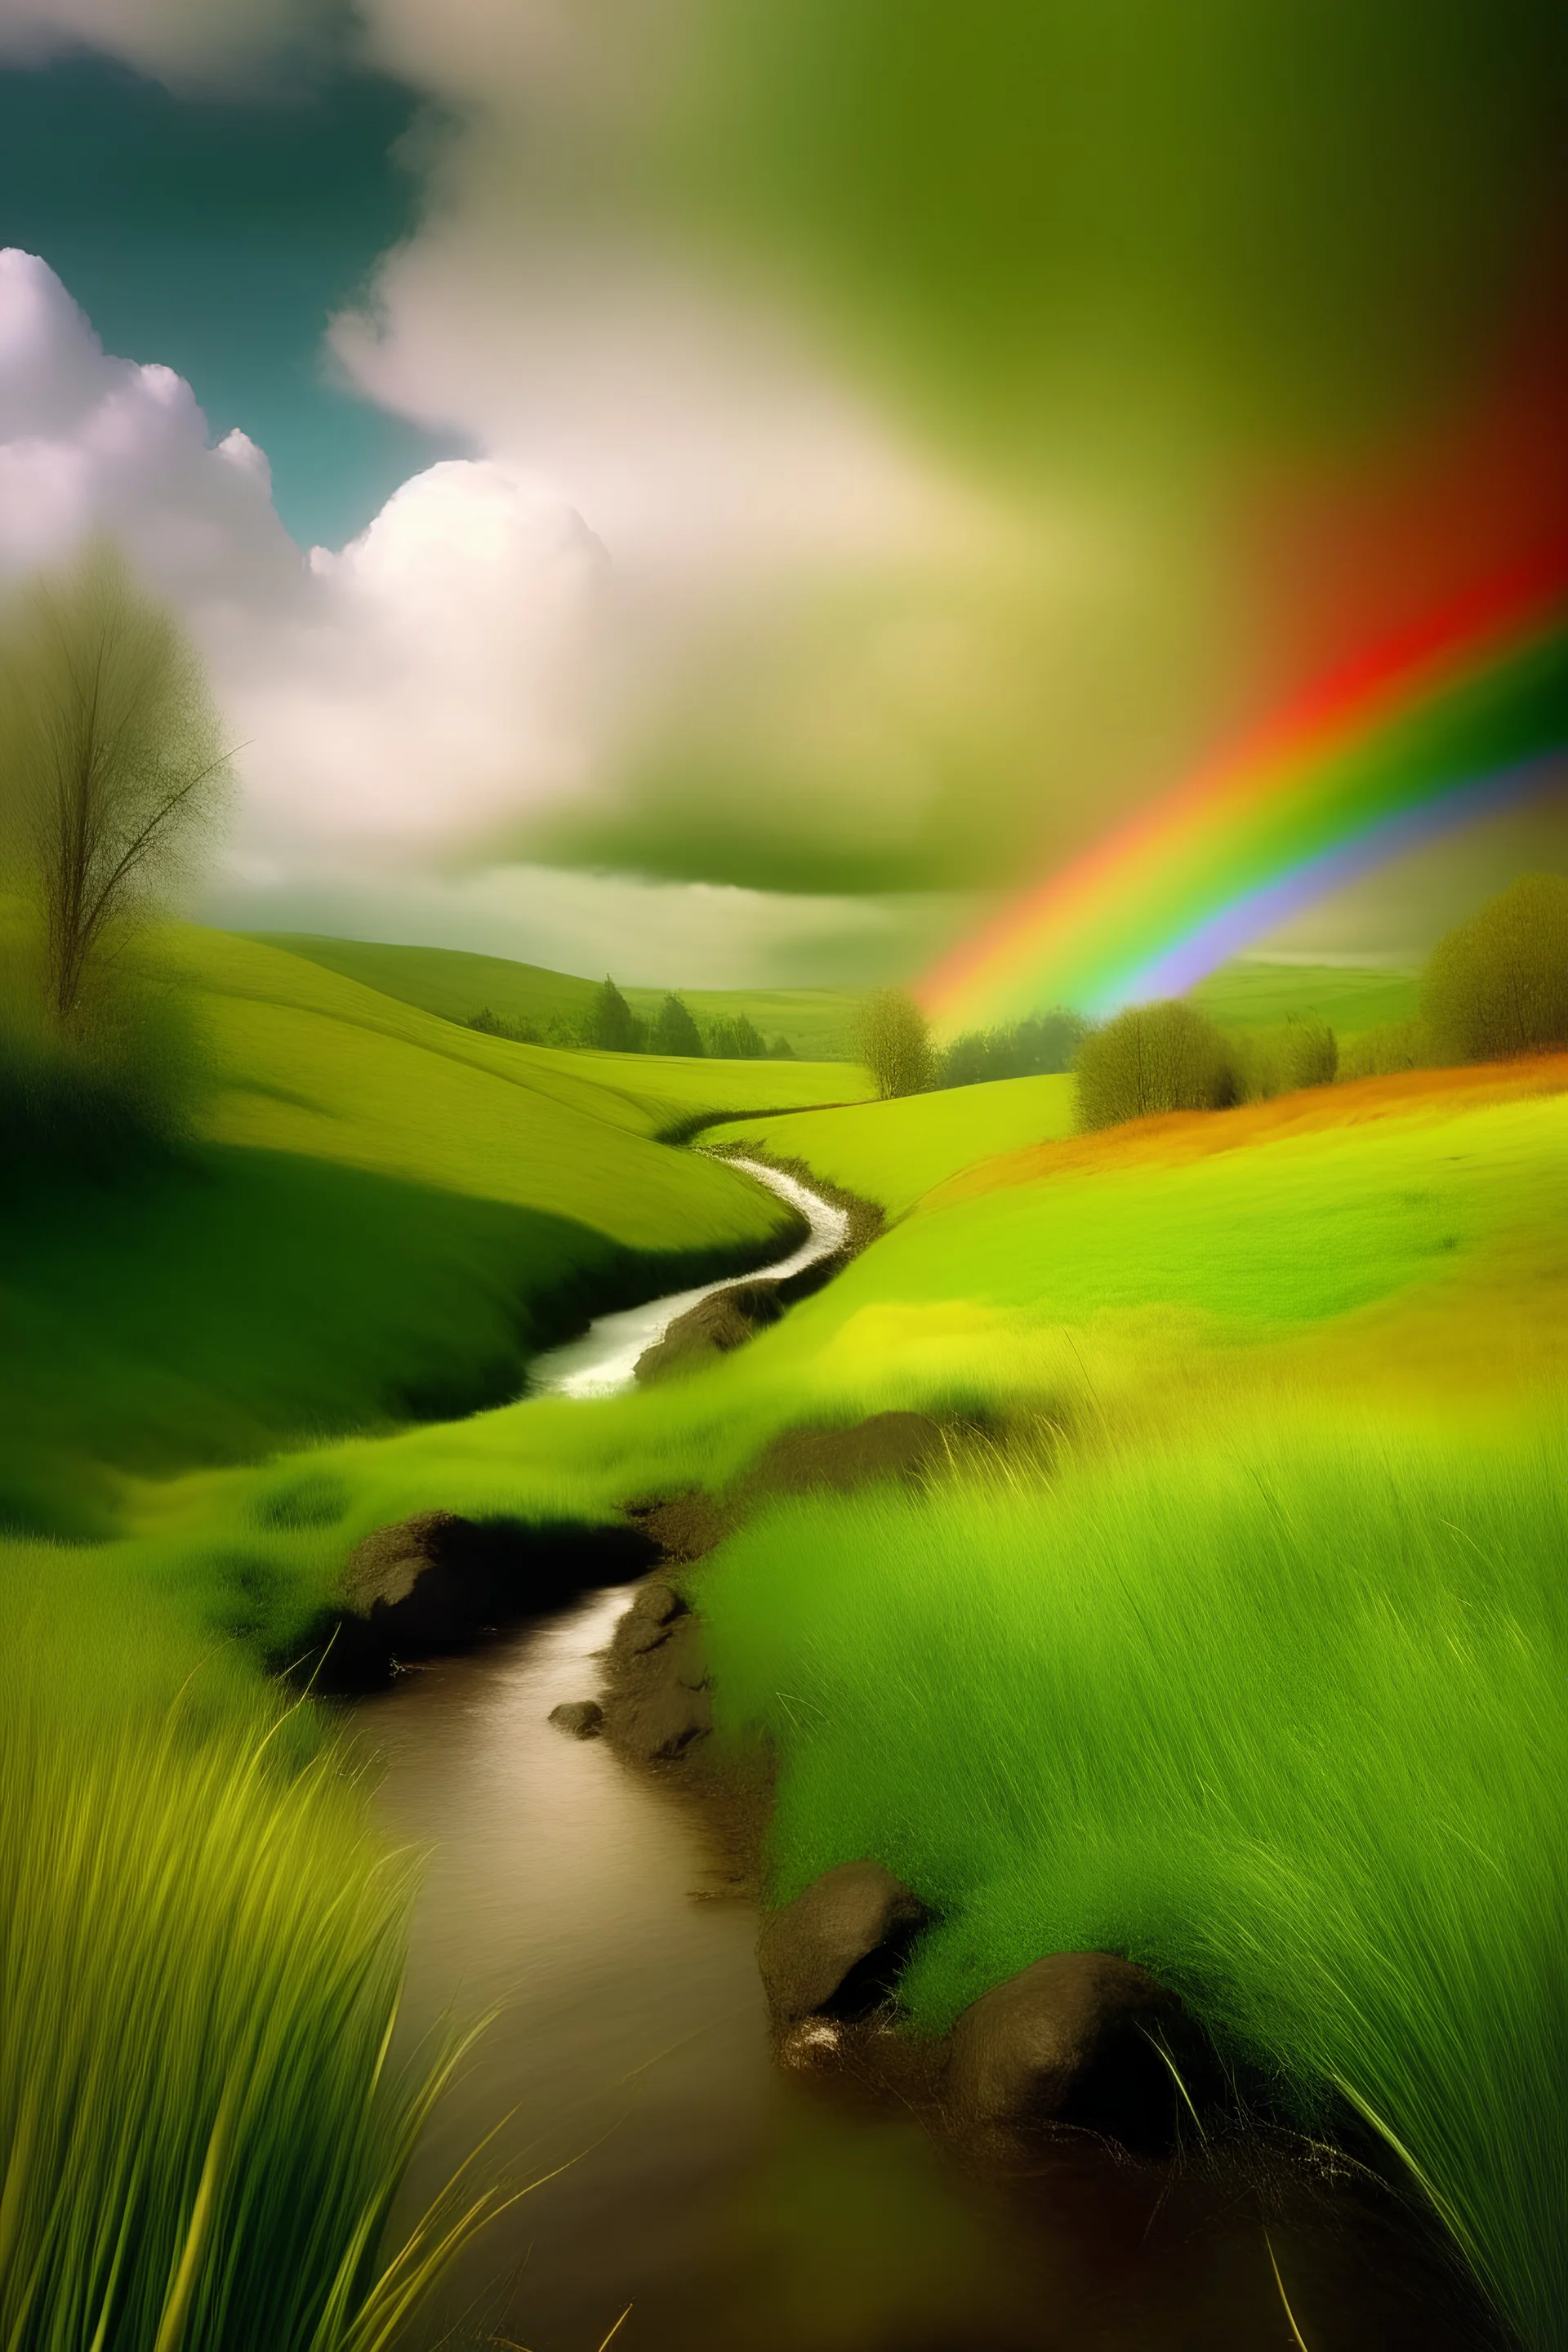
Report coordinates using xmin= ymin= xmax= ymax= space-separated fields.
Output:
xmin=355 ymin=1157 xmax=1487 ymax=2350
xmin=527 ymin=1157 xmax=849 ymax=1399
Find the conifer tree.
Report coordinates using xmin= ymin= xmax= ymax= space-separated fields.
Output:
xmin=651 ymin=992 xmax=704 ymax=1055
xmin=586 ymin=977 xmax=639 ymax=1052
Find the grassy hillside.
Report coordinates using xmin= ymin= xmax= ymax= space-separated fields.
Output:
xmin=125 ymin=1057 xmax=1568 ymax=1624
xmin=247 ymin=933 xmax=866 ymax=1059
xmin=1190 ymin=956 xmax=1420 ymax=1035
xmin=705 ymin=1073 xmax=1076 ymax=1214
xmin=1 ymin=926 xmax=866 ymax=1534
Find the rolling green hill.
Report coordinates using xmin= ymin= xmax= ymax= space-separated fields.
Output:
xmin=245 ymin=933 xmax=866 ymax=1058
xmin=1 ymin=926 xmax=866 ymax=1535
xmin=1190 ymin=956 xmax=1420 ymax=1034
xmin=705 ymin=1073 xmax=1076 ymax=1214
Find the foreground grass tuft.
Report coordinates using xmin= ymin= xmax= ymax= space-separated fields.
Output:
xmin=700 ymin=1432 xmax=1568 ymax=2350
xmin=0 ymin=1552 xmax=494 ymax=2352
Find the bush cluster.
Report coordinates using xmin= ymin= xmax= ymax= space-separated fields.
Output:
xmin=1070 ymin=873 xmax=1568 ymax=1129
xmin=935 ymin=1006 xmax=1090 ymax=1088
xmin=1337 ymin=1018 xmax=1432 ymax=1082
xmin=1231 ymin=1015 xmax=1338 ymax=1100
xmin=1421 ymin=872 xmax=1568 ymax=1062
xmin=1073 ymin=1000 xmax=1239 ymax=1130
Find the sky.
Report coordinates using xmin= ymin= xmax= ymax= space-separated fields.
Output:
xmin=0 ymin=54 xmax=458 ymax=547
xmin=0 ymin=0 xmax=1564 ymax=991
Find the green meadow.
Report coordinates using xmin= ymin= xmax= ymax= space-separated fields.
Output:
xmin=1187 ymin=956 xmax=1420 ymax=1036
xmin=6 ymin=932 xmax=1566 ymax=2350
xmin=706 ymin=1071 xmax=1076 ymax=1212
xmin=2 ymin=926 xmax=866 ymax=1535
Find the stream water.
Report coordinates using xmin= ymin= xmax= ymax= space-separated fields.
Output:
xmin=355 ymin=1160 xmax=1494 ymax=2351
xmin=527 ymin=1157 xmax=849 ymax=1398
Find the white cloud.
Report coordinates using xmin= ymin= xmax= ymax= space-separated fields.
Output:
xmin=0 ymin=250 xmax=608 ymax=869
xmin=0 ymin=0 xmax=335 ymax=89
xmin=257 ymin=460 xmax=604 ymax=856
xmin=0 ymin=249 xmax=303 ymax=614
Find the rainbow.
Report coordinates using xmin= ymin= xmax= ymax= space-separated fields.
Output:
xmin=920 ymin=573 xmax=1568 ymax=1031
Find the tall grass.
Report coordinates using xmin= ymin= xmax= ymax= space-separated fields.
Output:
xmin=701 ymin=1432 xmax=1568 ymax=2350
xmin=1 ymin=1550 xmax=501 ymax=2351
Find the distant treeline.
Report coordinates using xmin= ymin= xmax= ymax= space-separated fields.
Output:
xmin=466 ymin=978 xmax=799 ymax=1060
xmin=933 ymin=1008 xmax=1089 ymax=1086
xmin=851 ymin=874 xmax=1568 ymax=1120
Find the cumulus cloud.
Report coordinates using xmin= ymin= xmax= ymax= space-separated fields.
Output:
xmin=0 ymin=0 xmax=336 ymax=90
xmin=0 ymin=252 xmax=600 ymax=864
xmin=253 ymin=461 xmax=604 ymax=858
xmin=0 ymin=249 xmax=300 ymax=605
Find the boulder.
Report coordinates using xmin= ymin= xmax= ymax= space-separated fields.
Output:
xmin=339 ymin=1509 xmax=470 ymax=1626
xmin=612 ymin=1579 xmax=687 ymax=1658
xmin=599 ymin=1580 xmax=716 ymax=1761
xmin=548 ymin=1699 xmax=604 ymax=1739
xmin=946 ymin=1951 xmax=1192 ymax=2153
xmin=757 ymin=1861 xmax=929 ymax=2025
xmin=612 ymin=1679 xmax=715 ymax=1762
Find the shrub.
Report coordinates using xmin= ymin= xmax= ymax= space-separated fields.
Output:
xmin=651 ymin=992 xmax=705 ymax=1055
xmin=766 ymin=1033 xmax=797 ymax=1060
xmin=1422 ymin=873 xmax=1568 ymax=1063
xmin=1073 ymin=1000 xmax=1235 ymax=1130
xmin=1338 ymin=1018 xmax=1434 ymax=1082
xmin=465 ymin=1006 xmax=541 ymax=1044
xmin=853 ymin=987 xmax=934 ymax=1098
xmin=1234 ymin=1016 xmax=1338 ymax=1101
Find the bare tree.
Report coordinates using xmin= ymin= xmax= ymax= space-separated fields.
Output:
xmin=1 ymin=544 xmax=232 ymax=1023
xmin=853 ymin=987 xmax=934 ymax=1098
